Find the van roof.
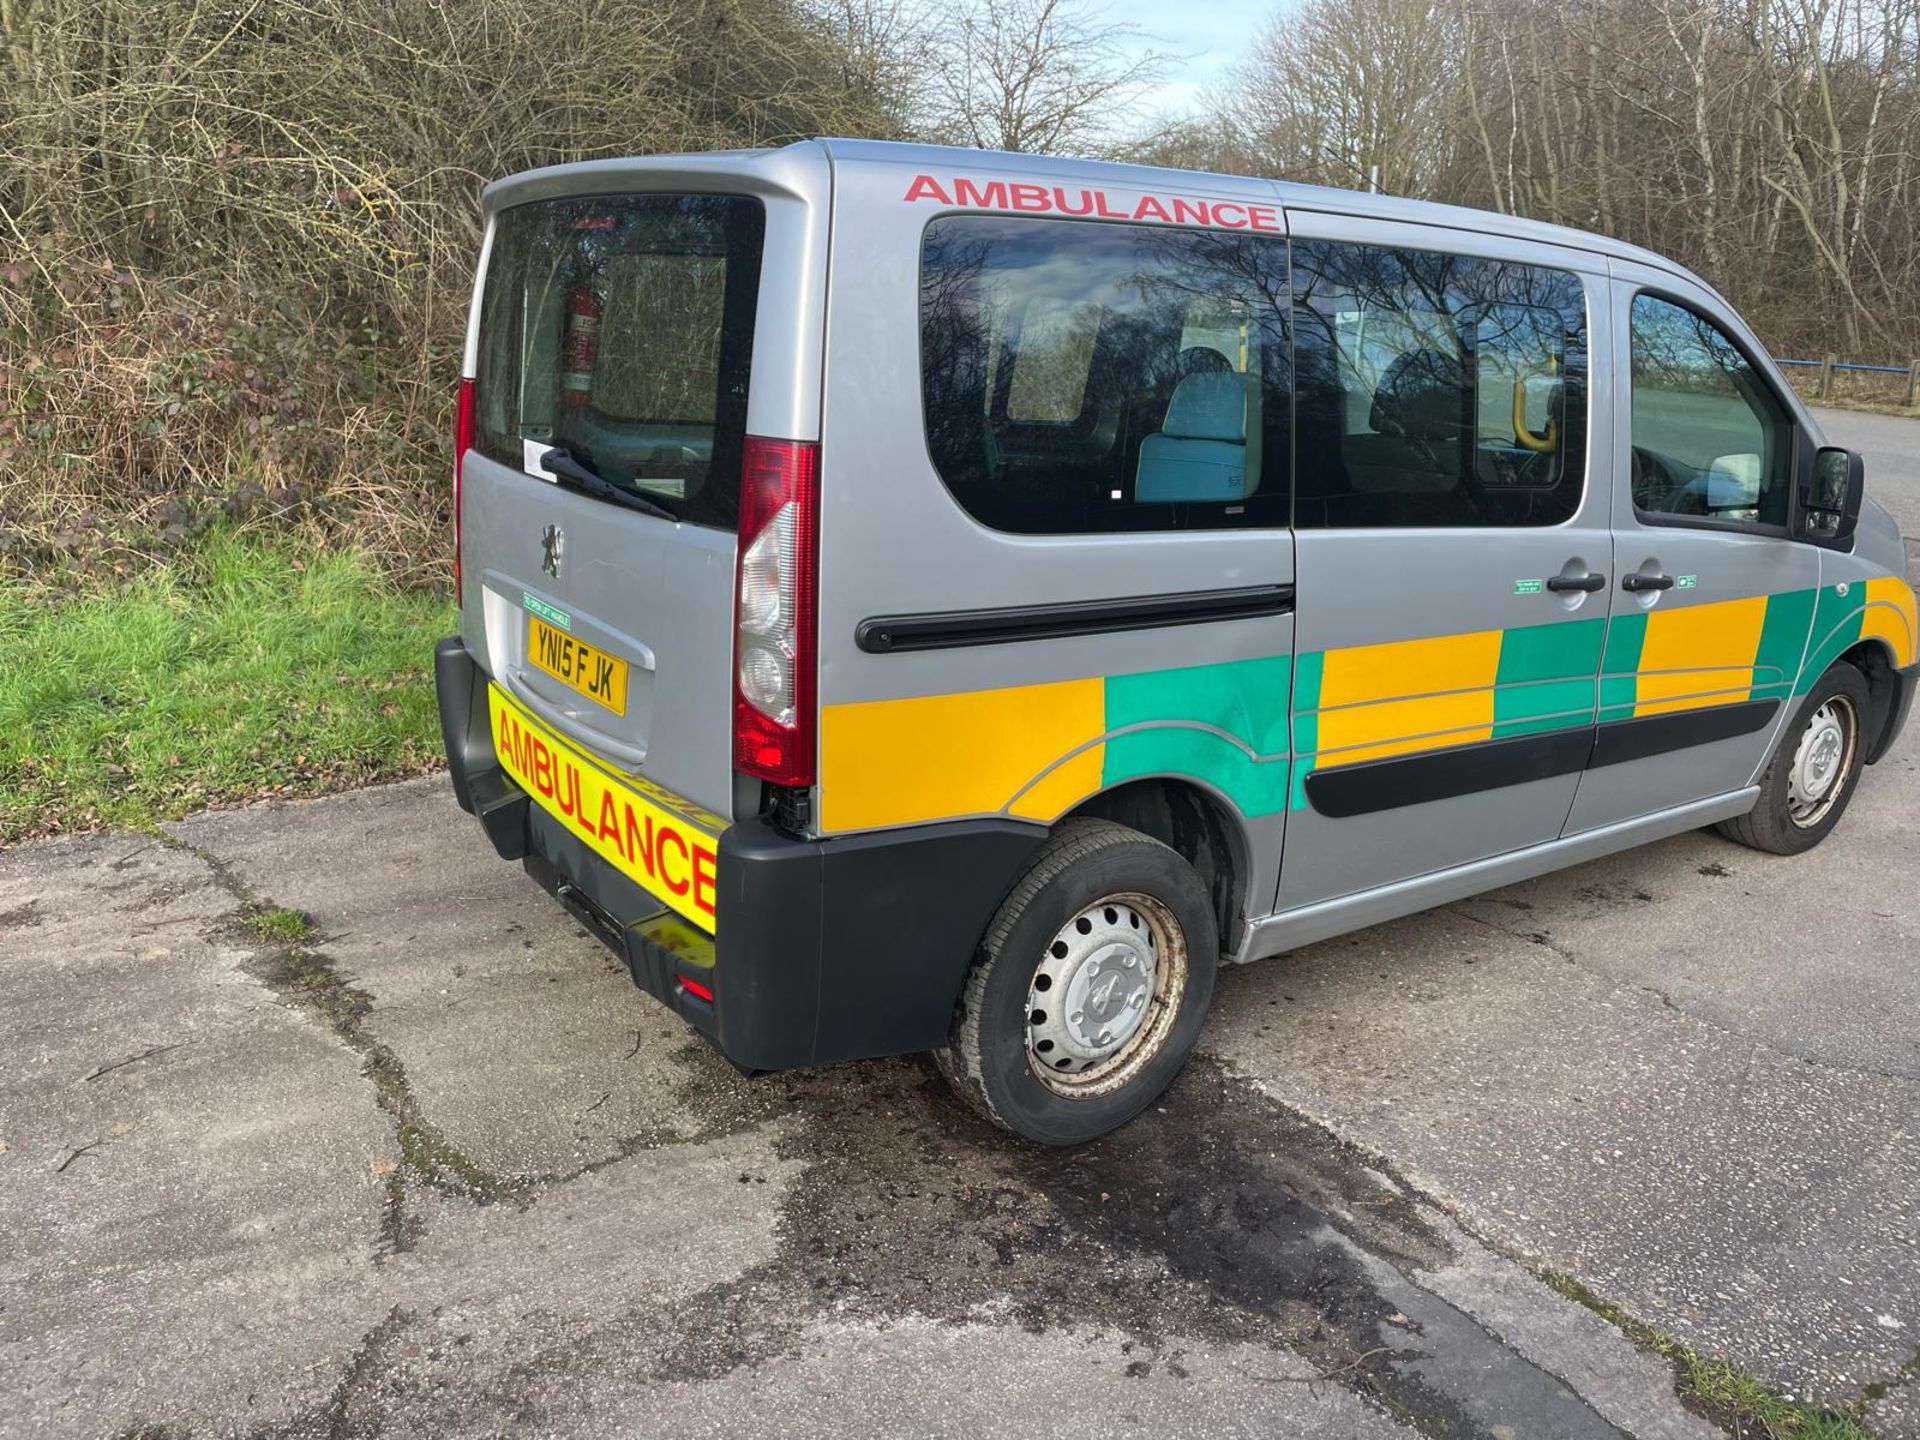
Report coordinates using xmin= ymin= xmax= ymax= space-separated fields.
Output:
xmin=817 ymin=138 xmax=1683 ymax=275
xmin=482 ymin=136 xmax=1695 ymax=289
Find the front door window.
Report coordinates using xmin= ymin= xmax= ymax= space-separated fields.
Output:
xmin=1628 ymin=294 xmax=1793 ymax=530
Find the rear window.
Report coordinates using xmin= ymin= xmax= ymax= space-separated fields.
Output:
xmin=473 ymin=193 xmax=765 ymax=531
xmin=919 ymin=216 xmax=1292 ymax=535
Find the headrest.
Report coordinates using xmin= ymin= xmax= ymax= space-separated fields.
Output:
xmin=1161 ymin=371 xmax=1246 ymax=442
xmin=1177 ymin=346 xmax=1233 ymax=377
xmin=1369 ymin=348 xmax=1465 ymax=441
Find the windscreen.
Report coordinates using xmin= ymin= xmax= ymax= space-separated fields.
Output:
xmin=472 ymin=193 xmax=766 ymax=531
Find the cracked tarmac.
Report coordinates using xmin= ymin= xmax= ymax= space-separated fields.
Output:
xmin=1 ymin=746 xmax=1915 ymax=1438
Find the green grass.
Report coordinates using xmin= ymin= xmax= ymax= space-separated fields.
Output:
xmin=0 ymin=534 xmax=454 ymax=841
xmin=241 ymin=906 xmax=314 ymax=942
xmin=1543 ymin=1271 xmax=1880 ymax=1439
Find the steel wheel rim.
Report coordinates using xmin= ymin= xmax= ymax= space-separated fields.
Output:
xmin=1026 ymin=891 xmax=1187 ymax=1099
xmin=1786 ymin=695 xmax=1857 ymax=828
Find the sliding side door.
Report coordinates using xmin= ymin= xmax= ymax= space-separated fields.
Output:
xmin=1277 ymin=215 xmax=1612 ymax=912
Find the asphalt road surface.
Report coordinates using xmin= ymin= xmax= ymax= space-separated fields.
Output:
xmin=1 ymin=413 xmax=1916 ymax=1439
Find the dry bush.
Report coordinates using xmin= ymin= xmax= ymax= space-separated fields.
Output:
xmin=0 ymin=0 xmax=913 ymax=589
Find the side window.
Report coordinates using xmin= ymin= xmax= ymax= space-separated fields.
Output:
xmin=1629 ymin=294 xmax=1793 ymax=529
xmin=919 ymin=215 xmax=1291 ymax=535
xmin=1292 ymin=242 xmax=1587 ymax=529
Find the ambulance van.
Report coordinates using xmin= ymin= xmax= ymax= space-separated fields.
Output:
xmin=436 ymin=140 xmax=1916 ymax=1143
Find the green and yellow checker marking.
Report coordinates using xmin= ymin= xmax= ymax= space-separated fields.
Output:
xmin=817 ymin=579 xmax=1918 ymax=835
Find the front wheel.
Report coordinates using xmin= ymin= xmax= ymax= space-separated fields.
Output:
xmin=935 ymin=819 xmax=1218 ymax=1145
xmin=1716 ymin=661 xmax=1871 ymax=855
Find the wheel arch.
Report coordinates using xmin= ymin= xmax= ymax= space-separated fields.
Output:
xmin=1838 ymin=636 xmax=1904 ymax=764
xmin=1063 ymin=775 xmax=1254 ymax=954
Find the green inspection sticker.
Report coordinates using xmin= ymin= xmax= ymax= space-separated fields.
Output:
xmin=522 ymin=592 xmax=573 ymax=631
xmin=1513 ymin=578 xmax=1544 ymax=595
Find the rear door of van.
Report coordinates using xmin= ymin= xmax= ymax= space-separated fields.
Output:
xmin=456 ymin=150 xmax=829 ymax=835
xmin=814 ymin=146 xmax=1297 ymax=937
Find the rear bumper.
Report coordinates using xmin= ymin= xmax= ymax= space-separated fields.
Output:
xmin=434 ymin=637 xmax=1048 ymax=1071
xmin=1867 ymin=660 xmax=1918 ymax=765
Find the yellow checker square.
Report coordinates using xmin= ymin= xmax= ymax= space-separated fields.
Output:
xmin=1635 ymin=596 xmax=1767 ymax=717
xmin=820 ymin=677 xmax=1105 ymax=832
xmin=1314 ymin=629 xmax=1502 ymax=768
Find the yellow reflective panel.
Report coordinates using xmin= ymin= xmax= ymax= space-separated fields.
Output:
xmin=1862 ymin=576 xmax=1918 ymax=669
xmin=1007 ymin=744 xmax=1107 ymax=822
xmin=1314 ymin=629 xmax=1502 ymax=768
xmin=488 ymin=686 xmax=720 ymax=932
xmin=1635 ymin=596 xmax=1768 ymax=717
xmin=819 ymin=678 xmax=1105 ymax=833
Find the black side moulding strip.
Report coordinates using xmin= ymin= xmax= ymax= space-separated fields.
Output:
xmin=856 ymin=584 xmax=1295 ymax=654
xmin=1589 ymin=699 xmax=1778 ymax=768
xmin=1303 ymin=728 xmax=1593 ymax=819
xmin=1302 ymin=698 xmax=1784 ymax=819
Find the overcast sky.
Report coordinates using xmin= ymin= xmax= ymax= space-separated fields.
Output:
xmin=1102 ymin=0 xmax=1275 ymax=121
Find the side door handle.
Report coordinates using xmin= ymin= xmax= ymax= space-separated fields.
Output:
xmin=1547 ymin=573 xmax=1606 ymax=593
xmin=1622 ymin=572 xmax=1676 ymax=593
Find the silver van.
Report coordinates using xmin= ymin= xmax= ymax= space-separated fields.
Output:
xmin=436 ymin=139 xmax=1916 ymax=1143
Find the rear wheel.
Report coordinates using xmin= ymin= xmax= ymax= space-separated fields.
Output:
xmin=1716 ymin=661 xmax=1870 ymax=855
xmin=936 ymin=819 xmax=1217 ymax=1145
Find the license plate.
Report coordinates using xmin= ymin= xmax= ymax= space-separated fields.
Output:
xmin=527 ymin=615 xmax=628 ymax=715
xmin=487 ymin=685 xmax=722 ymax=933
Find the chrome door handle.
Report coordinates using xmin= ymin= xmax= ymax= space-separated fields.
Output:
xmin=1547 ymin=573 xmax=1606 ymax=593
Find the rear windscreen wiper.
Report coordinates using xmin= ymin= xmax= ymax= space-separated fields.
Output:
xmin=539 ymin=447 xmax=678 ymax=523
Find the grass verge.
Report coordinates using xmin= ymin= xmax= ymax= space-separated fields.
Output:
xmin=0 ymin=534 xmax=453 ymax=842
xmin=1543 ymin=1271 xmax=1880 ymax=1439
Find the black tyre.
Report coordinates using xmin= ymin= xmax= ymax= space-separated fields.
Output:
xmin=935 ymin=819 xmax=1218 ymax=1145
xmin=1715 ymin=661 xmax=1871 ymax=855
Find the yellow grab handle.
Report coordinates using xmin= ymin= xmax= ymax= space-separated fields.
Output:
xmin=1512 ymin=377 xmax=1558 ymax=453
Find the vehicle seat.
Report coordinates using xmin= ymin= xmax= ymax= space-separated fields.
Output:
xmin=1342 ymin=347 xmax=1467 ymax=504
xmin=1369 ymin=347 xmax=1465 ymax=441
xmin=1134 ymin=372 xmax=1248 ymax=503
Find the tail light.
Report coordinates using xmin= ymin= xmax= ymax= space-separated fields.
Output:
xmin=733 ymin=436 xmax=819 ymax=787
xmin=453 ymin=377 xmax=475 ymax=601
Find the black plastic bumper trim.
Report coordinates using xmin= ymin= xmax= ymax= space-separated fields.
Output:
xmin=435 ymin=634 xmax=1050 ymax=1072
xmin=711 ymin=816 xmax=1047 ymax=1069
xmin=435 ymin=635 xmax=492 ymax=816
xmin=856 ymin=584 xmax=1294 ymax=654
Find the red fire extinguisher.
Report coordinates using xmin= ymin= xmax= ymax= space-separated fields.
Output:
xmin=560 ymin=284 xmax=600 ymax=410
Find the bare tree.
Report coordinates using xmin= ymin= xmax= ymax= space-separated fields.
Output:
xmin=1223 ymin=0 xmax=1462 ymax=196
xmin=805 ymin=0 xmax=932 ymax=137
xmin=1197 ymin=0 xmax=1920 ymax=360
xmin=921 ymin=0 xmax=1171 ymax=155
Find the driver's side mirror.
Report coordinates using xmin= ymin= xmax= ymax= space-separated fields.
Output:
xmin=1796 ymin=445 xmax=1865 ymax=547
